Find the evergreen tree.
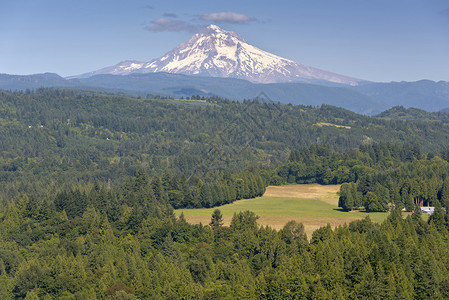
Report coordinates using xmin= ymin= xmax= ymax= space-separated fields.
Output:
xmin=210 ymin=209 xmax=224 ymax=230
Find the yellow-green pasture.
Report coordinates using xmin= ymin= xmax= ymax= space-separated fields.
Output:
xmin=175 ymin=184 xmax=391 ymax=237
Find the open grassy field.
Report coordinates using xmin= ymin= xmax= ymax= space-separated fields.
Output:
xmin=175 ymin=184 xmax=391 ymax=237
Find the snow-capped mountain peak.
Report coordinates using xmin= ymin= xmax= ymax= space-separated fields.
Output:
xmin=73 ymin=24 xmax=361 ymax=85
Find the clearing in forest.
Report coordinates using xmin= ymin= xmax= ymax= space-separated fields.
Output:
xmin=175 ymin=184 xmax=389 ymax=238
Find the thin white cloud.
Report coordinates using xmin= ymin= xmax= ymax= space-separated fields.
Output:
xmin=145 ymin=18 xmax=201 ymax=32
xmin=145 ymin=10 xmax=256 ymax=33
xmin=200 ymin=11 xmax=256 ymax=23
xmin=163 ymin=13 xmax=178 ymax=18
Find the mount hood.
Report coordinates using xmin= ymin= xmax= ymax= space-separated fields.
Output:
xmin=73 ymin=24 xmax=361 ymax=85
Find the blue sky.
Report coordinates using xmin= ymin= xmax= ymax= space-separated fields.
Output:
xmin=1 ymin=0 xmax=448 ymax=82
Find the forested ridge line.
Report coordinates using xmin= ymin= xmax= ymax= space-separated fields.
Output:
xmin=2 ymin=88 xmax=449 ymax=202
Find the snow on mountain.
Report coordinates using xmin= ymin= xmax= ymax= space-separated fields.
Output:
xmin=72 ymin=25 xmax=361 ymax=85
xmin=67 ymin=60 xmax=146 ymax=79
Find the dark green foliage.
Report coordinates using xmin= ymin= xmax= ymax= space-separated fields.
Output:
xmin=3 ymin=89 xmax=449 ymax=203
xmin=363 ymin=191 xmax=382 ymax=212
xmin=2 ymin=89 xmax=449 ymax=298
xmin=230 ymin=210 xmax=259 ymax=232
xmin=279 ymin=220 xmax=308 ymax=252
xmin=428 ymin=202 xmax=446 ymax=232
xmin=338 ymin=182 xmax=360 ymax=211
xmin=1 ymin=172 xmax=449 ymax=298
xmin=280 ymin=143 xmax=449 ymax=212
xmin=163 ymin=171 xmax=266 ymax=209
xmin=209 ymin=209 xmax=223 ymax=230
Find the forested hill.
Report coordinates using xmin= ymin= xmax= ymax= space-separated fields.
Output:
xmin=2 ymin=88 xmax=449 ymax=201
xmin=376 ymin=105 xmax=449 ymax=122
xmin=2 ymin=89 xmax=449 ymax=299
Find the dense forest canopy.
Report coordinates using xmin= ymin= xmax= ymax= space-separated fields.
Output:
xmin=2 ymin=88 xmax=449 ymax=298
xmin=274 ymin=143 xmax=449 ymax=212
xmin=2 ymin=88 xmax=449 ymax=201
xmin=1 ymin=172 xmax=449 ymax=299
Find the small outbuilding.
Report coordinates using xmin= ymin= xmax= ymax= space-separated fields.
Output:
xmin=420 ymin=206 xmax=435 ymax=215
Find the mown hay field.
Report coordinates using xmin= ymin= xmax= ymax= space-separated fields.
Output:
xmin=175 ymin=184 xmax=390 ymax=237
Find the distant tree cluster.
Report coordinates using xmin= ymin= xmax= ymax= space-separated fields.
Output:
xmin=275 ymin=143 xmax=421 ymax=185
xmin=339 ymin=155 xmax=449 ymax=212
xmin=162 ymin=171 xmax=266 ymax=209
xmin=276 ymin=143 xmax=449 ymax=212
